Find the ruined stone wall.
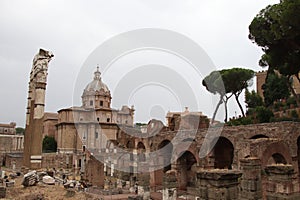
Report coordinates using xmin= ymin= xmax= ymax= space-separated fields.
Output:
xmin=84 ymin=155 xmax=104 ymax=187
xmin=42 ymin=153 xmax=73 ymax=169
xmin=43 ymin=116 xmax=58 ymax=140
xmin=5 ymin=153 xmax=23 ymax=170
xmin=57 ymin=124 xmax=77 ymax=153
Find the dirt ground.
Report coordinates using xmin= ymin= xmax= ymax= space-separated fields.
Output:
xmin=3 ymin=177 xmax=100 ymax=200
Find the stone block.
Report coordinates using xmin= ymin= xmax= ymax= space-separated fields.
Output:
xmin=241 ymin=180 xmax=261 ymax=191
xmin=207 ymin=188 xmax=227 ymax=200
xmin=227 ymin=186 xmax=238 ymax=199
xmin=128 ymin=195 xmax=143 ymax=200
xmin=0 ymin=186 xmax=6 ymax=198
xmin=198 ymin=186 xmax=207 ymax=199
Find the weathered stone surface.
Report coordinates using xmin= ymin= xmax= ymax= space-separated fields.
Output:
xmin=128 ymin=195 xmax=143 ymax=200
xmin=42 ymin=175 xmax=55 ymax=185
xmin=240 ymin=157 xmax=262 ymax=200
xmin=23 ymin=49 xmax=53 ymax=169
xmin=22 ymin=170 xmax=39 ymax=187
xmin=196 ymin=170 xmax=242 ymax=200
xmin=265 ymin=164 xmax=300 ymax=199
xmin=0 ymin=186 xmax=6 ymax=198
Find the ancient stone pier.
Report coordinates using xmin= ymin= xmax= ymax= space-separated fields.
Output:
xmin=240 ymin=157 xmax=262 ymax=200
xmin=23 ymin=49 xmax=53 ymax=169
xmin=197 ymin=169 xmax=242 ymax=200
xmin=162 ymin=170 xmax=177 ymax=200
xmin=265 ymin=164 xmax=300 ymax=200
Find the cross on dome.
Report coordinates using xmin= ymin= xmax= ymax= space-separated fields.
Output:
xmin=94 ymin=65 xmax=101 ymax=80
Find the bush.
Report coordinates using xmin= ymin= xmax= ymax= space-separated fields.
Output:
xmin=255 ymin=106 xmax=274 ymax=123
xmin=227 ymin=117 xmax=253 ymax=126
xmin=42 ymin=136 xmax=57 ymax=153
xmin=287 ymin=96 xmax=296 ymax=107
xmin=291 ymin=110 xmax=299 ymax=119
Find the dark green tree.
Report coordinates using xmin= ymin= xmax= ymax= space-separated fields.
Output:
xmin=202 ymin=71 xmax=227 ymax=123
xmin=203 ymin=68 xmax=254 ymax=122
xmin=245 ymin=89 xmax=263 ymax=109
xmin=254 ymin=106 xmax=274 ymax=123
xmin=262 ymin=71 xmax=290 ymax=107
xmin=249 ymin=0 xmax=300 ymax=106
xmin=42 ymin=136 xmax=57 ymax=153
xmin=16 ymin=127 xmax=25 ymax=134
xmin=221 ymin=68 xmax=255 ymax=117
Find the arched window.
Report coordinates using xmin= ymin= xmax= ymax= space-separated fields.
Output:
xmin=137 ymin=142 xmax=146 ymax=162
xmin=212 ymin=137 xmax=234 ymax=169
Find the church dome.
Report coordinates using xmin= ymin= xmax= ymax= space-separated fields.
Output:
xmin=82 ymin=67 xmax=111 ymax=109
xmin=84 ymin=67 xmax=110 ymax=93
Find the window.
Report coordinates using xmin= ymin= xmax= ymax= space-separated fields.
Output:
xmin=107 ymin=118 xmax=110 ymax=122
xmin=95 ymin=132 xmax=98 ymax=139
xmin=90 ymin=100 xmax=93 ymax=106
xmin=100 ymin=101 xmax=103 ymax=106
xmin=83 ymin=132 xmax=86 ymax=140
xmin=97 ymin=117 xmax=99 ymax=122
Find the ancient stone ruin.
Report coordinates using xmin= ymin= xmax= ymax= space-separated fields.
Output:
xmin=23 ymin=49 xmax=54 ymax=169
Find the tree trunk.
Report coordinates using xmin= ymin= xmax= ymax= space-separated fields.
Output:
xmin=235 ymin=93 xmax=245 ymax=117
xmin=224 ymin=99 xmax=228 ymax=123
xmin=223 ymin=94 xmax=233 ymax=122
xmin=211 ymin=95 xmax=223 ymax=124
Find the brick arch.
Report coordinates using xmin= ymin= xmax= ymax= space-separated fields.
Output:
xmin=154 ymin=133 xmax=176 ymax=151
xmin=210 ymin=136 xmax=234 ymax=169
xmin=177 ymin=150 xmax=197 ymax=169
xmin=126 ymin=140 xmax=134 ymax=149
xmin=136 ymin=141 xmax=146 ymax=162
xmin=261 ymin=141 xmax=292 ymax=167
xmin=135 ymin=139 xmax=150 ymax=151
xmin=157 ymin=139 xmax=173 ymax=172
xmin=172 ymin=141 xmax=199 ymax=164
xmin=216 ymin=134 xmax=236 ymax=149
xmin=249 ymin=134 xmax=269 ymax=139
xmin=176 ymin=150 xmax=198 ymax=190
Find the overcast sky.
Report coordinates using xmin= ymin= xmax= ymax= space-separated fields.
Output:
xmin=0 ymin=0 xmax=278 ymax=127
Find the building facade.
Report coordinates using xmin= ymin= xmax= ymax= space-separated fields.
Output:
xmin=0 ymin=122 xmax=23 ymax=169
xmin=54 ymin=67 xmax=134 ymax=170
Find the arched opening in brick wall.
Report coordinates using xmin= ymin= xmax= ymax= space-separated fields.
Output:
xmin=177 ymin=151 xmax=197 ymax=189
xmin=158 ymin=140 xmax=173 ymax=172
xmin=250 ymin=134 xmax=269 ymax=139
xmin=261 ymin=141 xmax=292 ymax=167
xmin=151 ymin=140 xmax=173 ymax=187
xmin=126 ymin=140 xmax=134 ymax=148
xmin=213 ymin=137 xmax=234 ymax=169
xmin=137 ymin=142 xmax=146 ymax=162
xmin=267 ymin=153 xmax=287 ymax=165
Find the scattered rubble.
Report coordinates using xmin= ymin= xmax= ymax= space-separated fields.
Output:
xmin=22 ymin=170 xmax=39 ymax=187
xmin=42 ymin=175 xmax=55 ymax=185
